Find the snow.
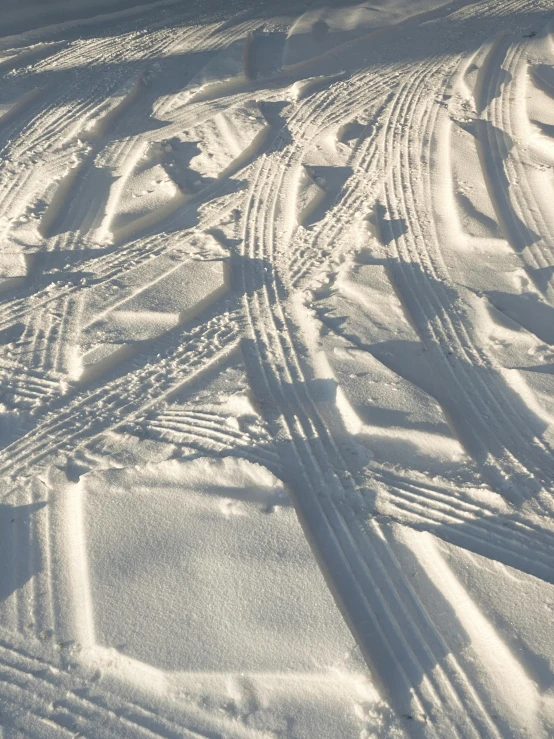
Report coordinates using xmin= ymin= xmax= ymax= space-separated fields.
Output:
xmin=79 ymin=457 xmax=353 ymax=672
xmin=1 ymin=0 xmax=554 ymax=737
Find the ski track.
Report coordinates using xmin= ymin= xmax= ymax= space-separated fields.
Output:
xmin=1 ymin=0 xmax=554 ymax=737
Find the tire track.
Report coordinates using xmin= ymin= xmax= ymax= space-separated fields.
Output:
xmin=288 ymin=96 xmax=387 ymax=288
xmin=0 ymin=184 xmax=240 ymax=334
xmin=247 ymin=14 xmax=544 ymax=728
xmin=1 ymin=3 xmax=552 ymax=736
xmin=140 ymin=420 xmax=281 ymax=472
xmin=370 ymin=466 xmax=554 ymax=583
xmin=475 ymin=39 xmax=552 ymax=279
xmin=0 ymin=59 xmax=395 ymax=338
xmin=0 ymin=632 xmax=262 ymax=739
xmin=0 ymin=312 xmax=239 ymax=477
xmin=0 ymin=16 xmax=237 ymax=235
xmin=489 ymin=37 xmax=554 ymax=292
xmin=380 ymin=46 xmax=554 ymax=512
xmin=238 ymin=49 xmax=503 ymax=735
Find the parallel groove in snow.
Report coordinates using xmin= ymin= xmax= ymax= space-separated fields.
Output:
xmin=1 ymin=1 xmax=554 ymax=737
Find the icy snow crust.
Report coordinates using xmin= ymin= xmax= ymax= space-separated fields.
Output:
xmin=1 ymin=0 xmax=554 ymax=737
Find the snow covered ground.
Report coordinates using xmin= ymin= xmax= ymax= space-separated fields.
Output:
xmin=1 ymin=0 xmax=554 ymax=736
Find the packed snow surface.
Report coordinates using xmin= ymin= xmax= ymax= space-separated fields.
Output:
xmin=1 ymin=0 xmax=554 ymax=736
